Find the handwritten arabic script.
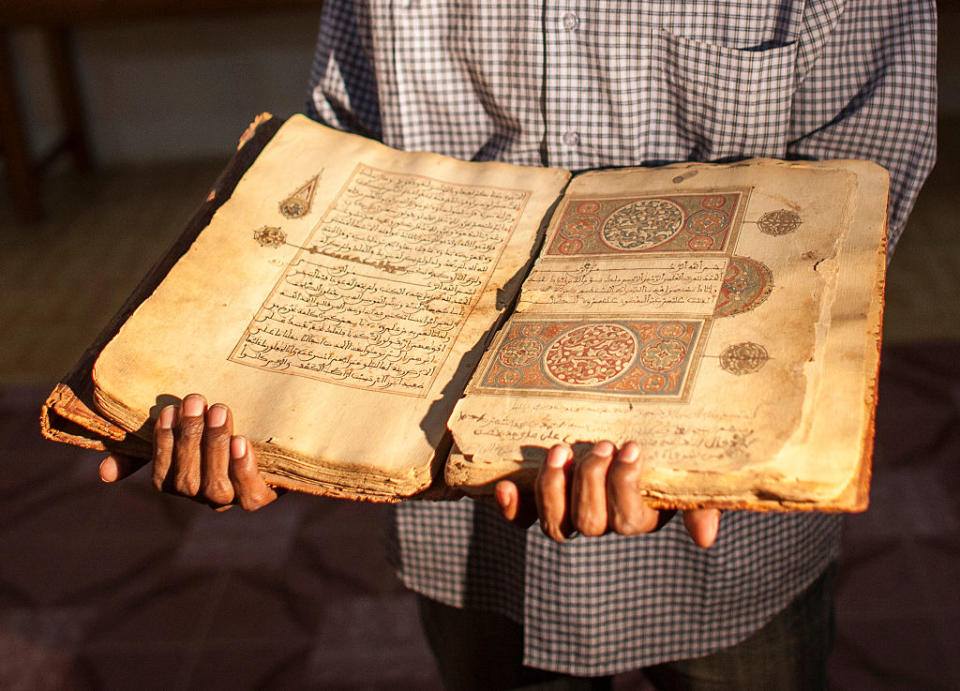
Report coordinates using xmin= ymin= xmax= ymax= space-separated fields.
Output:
xmin=521 ymin=258 xmax=727 ymax=313
xmin=230 ymin=165 xmax=529 ymax=395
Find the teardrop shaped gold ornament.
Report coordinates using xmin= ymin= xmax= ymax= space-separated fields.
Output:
xmin=279 ymin=172 xmax=321 ymax=219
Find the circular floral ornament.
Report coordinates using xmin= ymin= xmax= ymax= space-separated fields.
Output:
xmin=686 ymin=209 xmax=729 ymax=235
xmin=758 ymin=209 xmax=802 ymax=236
xmin=254 ymin=226 xmax=286 ymax=248
xmin=600 ymin=199 xmax=684 ymax=251
xmin=544 ymin=323 xmax=638 ymax=387
xmin=498 ymin=337 xmax=544 ymax=368
xmin=639 ymin=338 xmax=687 ymax=372
xmin=713 ymin=256 xmax=774 ymax=317
xmin=719 ymin=342 xmax=769 ymax=375
xmin=280 ymin=199 xmax=308 ymax=218
xmin=561 ymin=213 xmax=601 ymax=238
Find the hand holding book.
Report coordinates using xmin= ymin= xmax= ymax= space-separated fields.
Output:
xmin=98 ymin=394 xmax=720 ymax=547
xmin=494 ymin=441 xmax=721 ymax=547
xmin=98 ymin=394 xmax=277 ymax=512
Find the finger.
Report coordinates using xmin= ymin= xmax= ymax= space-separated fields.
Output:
xmin=571 ymin=440 xmax=616 ymax=536
xmin=535 ymin=444 xmax=573 ymax=542
xmin=152 ymin=404 xmax=177 ymax=491
xmin=172 ymin=394 xmax=206 ymax=496
xmin=99 ymin=453 xmax=148 ymax=482
xmin=606 ymin=442 xmax=660 ymax=535
xmin=495 ymin=480 xmax=519 ymax=522
xmin=228 ymin=436 xmax=277 ymax=511
xmin=683 ymin=509 xmax=722 ymax=549
xmin=495 ymin=480 xmax=539 ymax=527
xmin=200 ymin=404 xmax=235 ymax=505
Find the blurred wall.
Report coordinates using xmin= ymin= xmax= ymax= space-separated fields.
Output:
xmin=9 ymin=9 xmax=322 ymax=164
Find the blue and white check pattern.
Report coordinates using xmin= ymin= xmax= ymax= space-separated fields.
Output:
xmin=308 ymin=0 xmax=936 ymax=674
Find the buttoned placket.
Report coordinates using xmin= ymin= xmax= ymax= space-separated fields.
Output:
xmin=543 ymin=0 xmax=588 ymax=168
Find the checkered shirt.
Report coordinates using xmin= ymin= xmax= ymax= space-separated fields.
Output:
xmin=307 ymin=0 xmax=937 ymax=675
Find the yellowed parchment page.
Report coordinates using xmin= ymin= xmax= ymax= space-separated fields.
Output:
xmin=92 ymin=115 xmax=571 ymax=498
xmin=447 ymin=160 xmax=887 ymax=509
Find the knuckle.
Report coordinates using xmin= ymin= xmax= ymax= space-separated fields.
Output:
xmin=240 ymin=492 xmax=267 ymax=511
xmin=540 ymin=521 xmax=562 ymax=543
xmin=610 ymin=514 xmax=642 ymax=535
xmin=174 ymin=472 xmax=200 ymax=497
xmin=577 ymin=512 xmax=606 ymax=537
xmin=202 ymin=477 xmax=234 ymax=505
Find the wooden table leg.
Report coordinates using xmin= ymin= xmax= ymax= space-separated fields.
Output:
xmin=45 ymin=25 xmax=92 ymax=171
xmin=0 ymin=28 xmax=42 ymax=222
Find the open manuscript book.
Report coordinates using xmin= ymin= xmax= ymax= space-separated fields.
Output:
xmin=41 ymin=114 xmax=887 ymax=511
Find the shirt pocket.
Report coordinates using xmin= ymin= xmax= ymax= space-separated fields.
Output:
xmin=648 ymin=29 xmax=798 ymax=161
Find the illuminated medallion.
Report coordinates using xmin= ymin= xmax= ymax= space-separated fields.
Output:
xmin=544 ymin=323 xmax=638 ymax=387
xmin=600 ymin=199 xmax=684 ymax=251
xmin=279 ymin=173 xmax=321 ymax=219
xmin=562 ymin=213 xmax=601 ymax=238
xmin=639 ymin=338 xmax=688 ymax=372
xmin=713 ymin=256 xmax=774 ymax=317
xmin=497 ymin=337 xmax=543 ymax=368
xmin=686 ymin=209 xmax=729 ymax=235
xmin=758 ymin=209 xmax=802 ymax=236
xmin=720 ymin=342 xmax=769 ymax=375
xmin=253 ymin=226 xmax=286 ymax=248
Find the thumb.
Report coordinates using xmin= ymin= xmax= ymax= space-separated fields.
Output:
xmin=99 ymin=453 xmax=149 ymax=482
xmin=494 ymin=480 xmax=539 ymax=528
xmin=683 ymin=508 xmax=722 ymax=549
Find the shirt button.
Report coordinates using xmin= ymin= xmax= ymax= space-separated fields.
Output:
xmin=562 ymin=130 xmax=580 ymax=146
xmin=562 ymin=12 xmax=579 ymax=30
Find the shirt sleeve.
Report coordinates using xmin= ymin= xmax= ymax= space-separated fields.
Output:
xmin=786 ymin=0 xmax=937 ymax=259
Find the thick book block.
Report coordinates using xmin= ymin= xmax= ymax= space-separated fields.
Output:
xmin=42 ymin=114 xmax=885 ymax=510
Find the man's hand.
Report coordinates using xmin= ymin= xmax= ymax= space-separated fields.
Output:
xmin=98 ymin=393 xmax=278 ymax=511
xmin=495 ymin=441 xmax=720 ymax=548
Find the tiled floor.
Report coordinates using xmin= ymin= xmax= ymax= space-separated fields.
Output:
xmin=1 ymin=119 xmax=959 ymax=688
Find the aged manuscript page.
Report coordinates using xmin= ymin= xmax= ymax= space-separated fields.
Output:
xmin=447 ymin=160 xmax=887 ymax=509
xmin=92 ymin=115 xmax=570 ymax=498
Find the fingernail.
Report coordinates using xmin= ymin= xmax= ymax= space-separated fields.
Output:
xmin=207 ymin=404 xmax=227 ymax=428
xmin=593 ymin=440 xmax=615 ymax=457
xmin=230 ymin=436 xmax=246 ymax=459
xmin=182 ymin=395 xmax=204 ymax=417
xmin=99 ymin=458 xmax=116 ymax=482
xmin=547 ymin=446 xmax=570 ymax=468
xmin=495 ymin=483 xmax=510 ymax=507
xmin=619 ymin=443 xmax=640 ymax=464
xmin=158 ymin=405 xmax=175 ymax=430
